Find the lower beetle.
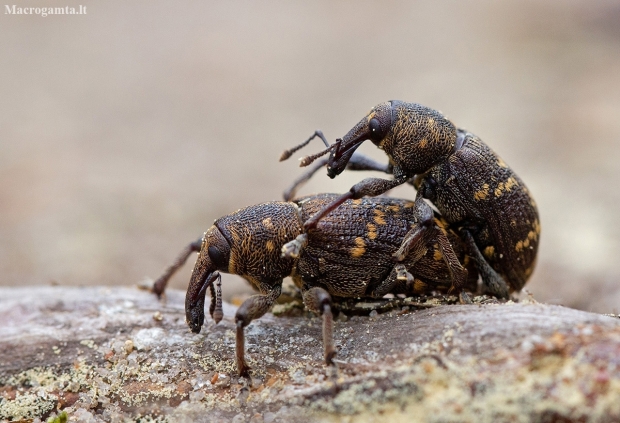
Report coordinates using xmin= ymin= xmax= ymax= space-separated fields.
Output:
xmin=153 ymin=193 xmax=475 ymax=377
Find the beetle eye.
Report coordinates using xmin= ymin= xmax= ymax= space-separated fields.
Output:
xmin=208 ymin=246 xmax=228 ymax=269
xmin=368 ymin=117 xmax=388 ymax=144
xmin=369 ymin=118 xmax=381 ymax=137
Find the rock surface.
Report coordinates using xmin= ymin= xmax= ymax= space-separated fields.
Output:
xmin=1 ymin=286 xmax=620 ymax=422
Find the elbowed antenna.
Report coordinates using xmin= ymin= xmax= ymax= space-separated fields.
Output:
xmin=299 ymin=143 xmax=337 ymax=167
xmin=279 ymin=130 xmax=333 ymax=164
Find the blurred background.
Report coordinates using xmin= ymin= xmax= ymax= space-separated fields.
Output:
xmin=1 ymin=0 xmax=620 ymax=313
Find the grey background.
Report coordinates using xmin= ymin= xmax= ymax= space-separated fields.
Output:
xmin=2 ymin=0 xmax=620 ymax=312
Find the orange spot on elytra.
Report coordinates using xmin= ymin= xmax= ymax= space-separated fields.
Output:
xmin=350 ymin=237 xmax=366 ymax=258
xmin=474 ymin=184 xmax=489 ymax=201
xmin=373 ymin=209 xmax=386 ymax=225
xmin=366 ymin=223 xmax=377 ymax=240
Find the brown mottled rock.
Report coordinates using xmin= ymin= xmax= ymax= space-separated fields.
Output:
xmin=1 ymin=286 xmax=619 ymax=423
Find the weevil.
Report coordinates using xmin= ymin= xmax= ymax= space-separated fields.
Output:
xmin=153 ymin=193 xmax=476 ymax=377
xmin=281 ymin=102 xmax=540 ymax=299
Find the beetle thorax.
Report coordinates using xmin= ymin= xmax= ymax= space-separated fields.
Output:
xmin=216 ymin=202 xmax=303 ymax=284
xmin=383 ymin=103 xmax=457 ymax=176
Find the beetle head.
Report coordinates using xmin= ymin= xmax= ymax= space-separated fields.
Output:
xmin=185 ymin=225 xmax=230 ymax=333
xmin=327 ymin=101 xmax=457 ymax=177
xmin=326 ymin=101 xmax=395 ymax=178
xmin=185 ymin=202 xmax=303 ymax=333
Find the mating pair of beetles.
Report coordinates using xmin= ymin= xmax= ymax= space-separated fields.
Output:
xmin=153 ymin=101 xmax=540 ymax=377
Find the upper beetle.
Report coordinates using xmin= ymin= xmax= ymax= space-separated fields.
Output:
xmin=281 ymin=101 xmax=540 ymax=298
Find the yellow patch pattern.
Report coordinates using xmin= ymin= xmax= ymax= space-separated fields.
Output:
xmin=373 ymin=209 xmax=386 ymax=225
xmin=533 ymin=219 xmax=541 ymax=235
xmin=484 ymin=245 xmax=495 ymax=259
xmin=265 ymin=240 xmax=275 ymax=252
xmin=262 ymin=217 xmax=274 ymax=230
xmin=366 ymin=223 xmax=377 ymax=240
xmin=516 ymin=219 xmax=541 ymax=253
xmin=474 ymin=184 xmax=490 ymax=201
xmin=494 ymin=177 xmax=518 ymax=198
xmin=350 ymin=237 xmax=366 ymax=258
xmin=525 ymin=257 xmax=537 ymax=278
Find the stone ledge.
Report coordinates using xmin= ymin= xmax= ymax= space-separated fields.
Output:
xmin=1 ymin=286 xmax=619 ymax=422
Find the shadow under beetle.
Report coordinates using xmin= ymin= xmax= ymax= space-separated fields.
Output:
xmin=153 ymin=193 xmax=476 ymax=377
xmin=281 ymin=101 xmax=540 ymax=299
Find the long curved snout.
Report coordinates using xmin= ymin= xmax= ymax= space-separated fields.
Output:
xmin=185 ymin=249 xmax=219 ymax=333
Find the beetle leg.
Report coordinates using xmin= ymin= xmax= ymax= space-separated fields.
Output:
xmin=435 ymin=229 xmax=468 ymax=295
xmin=235 ymin=284 xmax=282 ymax=378
xmin=282 ymin=153 xmax=391 ymax=202
xmin=304 ymin=177 xmax=406 ymax=231
xmin=369 ymin=266 xmax=401 ymax=298
xmin=392 ymin=224 xmax=432 ymax=263
xmin=152 ymin=236 xmax=203 ymax=297
xmin=392 ymin=193 xmax=436 ymax=263
xmin=394 ymin=265 xmax=417 ymax=295
xmin=460 ymin=230 xmax=510 ymax=299
xmin=345 ymin=152 xmax=392 ymax=174
xmin=283 ymin=158 xmax=329 ymax=201
xmin=395 ymin=264 xmax=414 ymax=285
xmin=394 ymin=194 xmax=468 ymax=295
xmin=302 ymin=287 xmax=336 ymax=366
